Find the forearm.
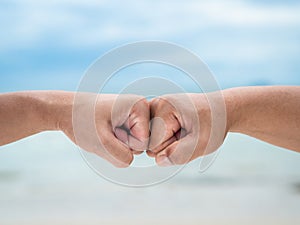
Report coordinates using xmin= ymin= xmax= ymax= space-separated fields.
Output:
xmin=0 ymin=91 xmax=74 ymax=146
xmin=224 ymin=86 xmax=300 ymax=152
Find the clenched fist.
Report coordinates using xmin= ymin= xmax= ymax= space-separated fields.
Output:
xmin=147 ymin=93 xmax=227 ymax=166
xmin=61 ymin=93 xmax=150 ymax=168
xmin=1 ymin=87 xmax=299 ymax=169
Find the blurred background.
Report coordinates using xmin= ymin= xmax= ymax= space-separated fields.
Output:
xmin=0 ymin=0 xmax=300 ymax=224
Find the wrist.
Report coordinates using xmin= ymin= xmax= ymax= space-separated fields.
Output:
xmin=34 ymin=91 xmax=74 ymax=132
xmin=223 ymin=88 xmax=242 ymax=133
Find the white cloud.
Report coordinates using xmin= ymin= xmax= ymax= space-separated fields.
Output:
xmin=0 ymin=0 xmax=300 ymax=72
xmin=1 ymin=0 xmax=300 ymax=50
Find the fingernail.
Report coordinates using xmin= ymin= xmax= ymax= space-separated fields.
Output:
xmin=159 ymin=156 xmax=173 ymax=167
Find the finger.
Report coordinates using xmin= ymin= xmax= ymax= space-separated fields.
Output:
xmin=149 ymin=98 xmax=181 ymax=153
xmin=175 ymin=128 xmax=187 ymax=140
xmin=98 ymin=126 xmax=134 ymax=168
xmin=155 ymin=134 xmax=198 ymax=166
xmin=113 ymin=98 xmax=149 ymax=151
xmin=153 ymin=128 xmax=187 ymax=153
xmin=149 ymin=109 xmax=180 ymax=153
xmin=146 ymin=150 xmax=156 ymax=158
xmin=111 ymin=95 xmax=149 ymax=138
xmin=128 ymin=99 xmax=150 ymax=150
xmin=151 ymin=135 xmax=177 ymax=154
xmin=114 ymin=127 xmax=129 ymax=145
xmin=146 ymin=128 xmax=187 ymax=158
xmin=116 ymin=99 xmax=150 ymax=151
xmin=129 ymin=104 xmax=150 ymax=141
xmin=132 ymin=150 xmax=143 ymax=155
xmin=128 ymin=134 xmax=148 ymax=151
xmin=115 ymin=126 xmax=147 ymax=152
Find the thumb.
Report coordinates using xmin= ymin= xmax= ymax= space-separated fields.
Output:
xmin=148 ymin=102 xmax=181 ymax=154
xmin=127 ymin=99 xmax=150 ymax=151
xmin=155 ymin=134 xmax=197 ymax=166
xmin=149 ymin=116 xmax=180 ymax=153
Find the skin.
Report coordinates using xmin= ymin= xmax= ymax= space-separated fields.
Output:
xmin=148 ymin=92 xmax=226 ymax=166
xmin=0 ymin=91 xmax=150 ymax=168
xmin=149 ymin=86 xmax=300 ymax=166
xmin=0 ymin=86 xmax=299 ymax=167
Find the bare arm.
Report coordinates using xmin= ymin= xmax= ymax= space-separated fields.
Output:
xmin=0 ymin=91 xmax=67 ymax=146
xmin=0 ymin=91 xmax=149 ymax=167
xmin=225 ymin=86 xmax=300 ymax=152
xmin=149 ymin=86 xmax=300 ymax=166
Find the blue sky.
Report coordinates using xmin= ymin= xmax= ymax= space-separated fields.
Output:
xmin=0 ymin=0 xmax=300 ymax=92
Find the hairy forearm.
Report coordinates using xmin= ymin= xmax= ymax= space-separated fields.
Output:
xmin=0 ymin=91 xmax=74 ymax=146
xmin=224 ymin=86 xmax=300 ymax=152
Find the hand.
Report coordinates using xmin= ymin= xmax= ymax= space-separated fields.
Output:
xmin=148 ymin=93 xmax=227 ymax=166
xmin=2 ymin=87 xmax=299 ymax=168
xmin=60 ymin=94 xmax=150 ymax=168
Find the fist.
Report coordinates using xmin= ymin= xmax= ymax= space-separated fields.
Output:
xmin=148 ymin=93 xmax=227 ymax=166
xmin=63 ymin=94 xmax=150 ymax=168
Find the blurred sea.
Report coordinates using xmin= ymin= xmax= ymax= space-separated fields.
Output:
xmin=0 ymin=131 xmax=300 ymax=225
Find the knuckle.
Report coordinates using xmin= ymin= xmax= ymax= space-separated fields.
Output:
xmin=152 ymin=97 xmax=170 ymax=108
xmin=138 ymin=97 xmax=148 ymax=106
xmin=134 ymin=97 xmax=145 ymax=105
